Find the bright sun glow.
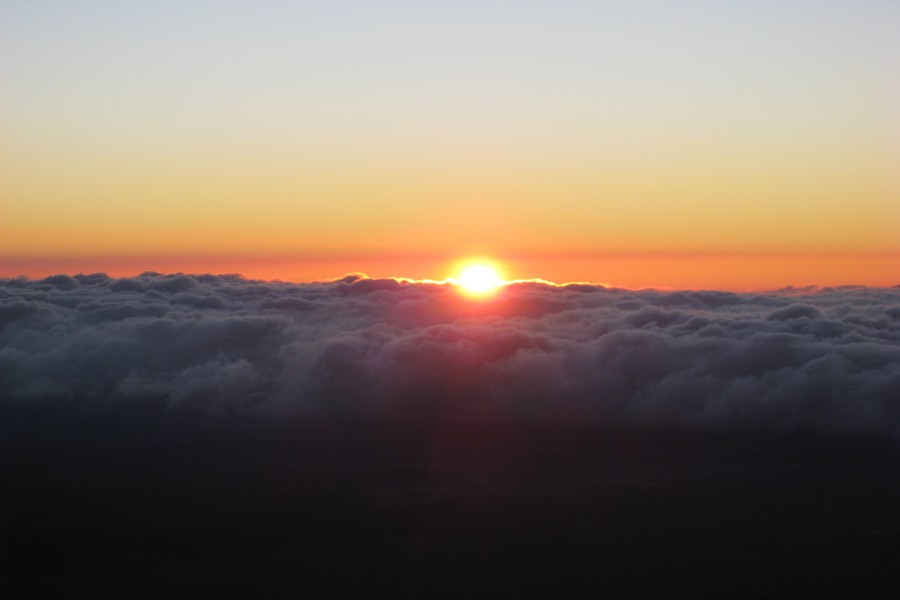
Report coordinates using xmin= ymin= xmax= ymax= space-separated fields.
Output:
xmin=457 ymin=264 xmax=503 ymax=295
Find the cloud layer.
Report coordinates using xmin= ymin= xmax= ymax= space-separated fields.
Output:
xmin=2 ymin=273 xmax=899 ymax=436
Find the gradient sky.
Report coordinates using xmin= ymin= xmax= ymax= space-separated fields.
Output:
xmin=1 ymin=1 xmax=898 ymax=288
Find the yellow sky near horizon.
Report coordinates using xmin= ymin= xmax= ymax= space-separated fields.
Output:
xmin=1 ymin=2 xmax=898 ymax=288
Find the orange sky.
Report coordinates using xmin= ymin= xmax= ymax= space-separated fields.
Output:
xmin=2 ymin=252 xmax=897 ymax=291
xmin=1 ymin=2 xmax=897 ymax=289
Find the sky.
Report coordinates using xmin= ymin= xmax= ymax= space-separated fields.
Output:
xmin=1 ymin=0 xmax=898 ymax=288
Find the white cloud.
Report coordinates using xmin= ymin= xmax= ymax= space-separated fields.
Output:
xmin=2 ymin=273 xmax=899 ymax=436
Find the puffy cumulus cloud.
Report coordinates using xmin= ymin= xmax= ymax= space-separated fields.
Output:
xmin=1 ymin=273 xmax=899 ymax=436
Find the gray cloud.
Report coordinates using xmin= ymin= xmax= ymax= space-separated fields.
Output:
xmin=1 ymin=273 xmax=898 ymax=436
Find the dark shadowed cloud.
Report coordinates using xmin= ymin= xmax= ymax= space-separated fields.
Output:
xmin=1 ymin=273 xmax=898 ymax=437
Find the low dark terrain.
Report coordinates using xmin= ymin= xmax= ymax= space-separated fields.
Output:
xmin=3 ymin=413 xmax=900 ymax=598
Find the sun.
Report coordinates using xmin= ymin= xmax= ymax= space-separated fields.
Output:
xmin=457 ymin=263 xmax=504 ymax=295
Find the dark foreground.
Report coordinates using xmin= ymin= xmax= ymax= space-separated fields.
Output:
xmin=3 ymin=415 xmax=900 ymax=598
